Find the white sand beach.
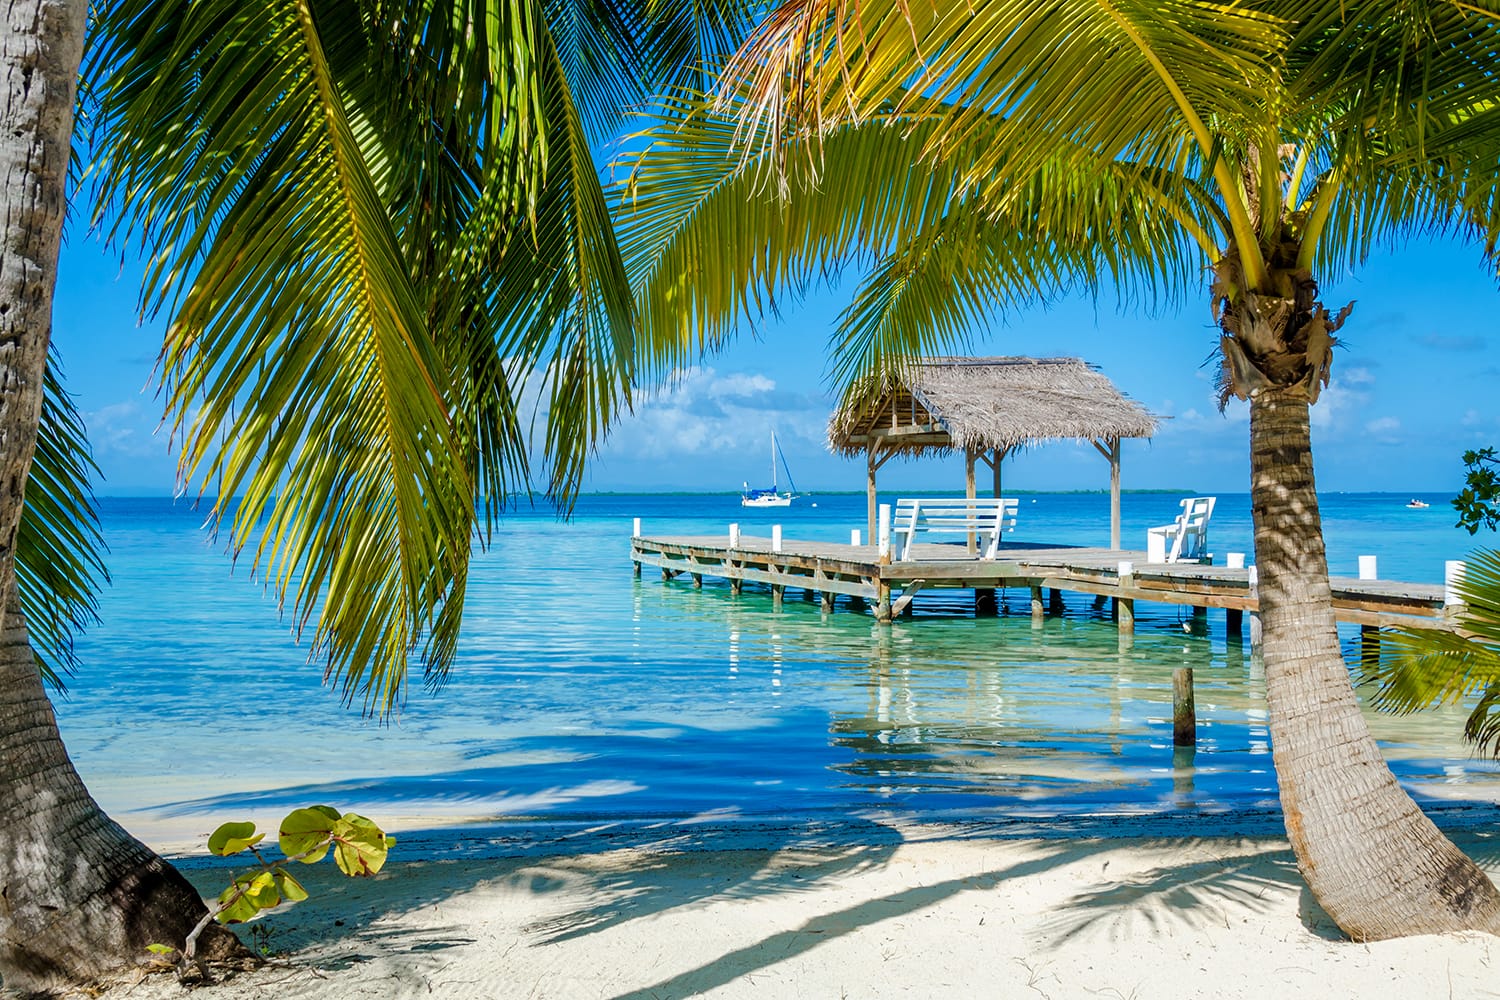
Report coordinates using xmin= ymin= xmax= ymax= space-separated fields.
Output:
xmin=94 ymin=816 xmax=1500 ymax=1000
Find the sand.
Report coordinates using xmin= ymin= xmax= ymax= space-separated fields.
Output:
xmin=84 ymin=814 xmax=1500 ymax=1000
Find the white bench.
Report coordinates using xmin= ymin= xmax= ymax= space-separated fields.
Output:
xmin=893 ymin=497 xmax=1019 ymax=561
xmin=1147 ymin=496 xmax=1216 ymax=563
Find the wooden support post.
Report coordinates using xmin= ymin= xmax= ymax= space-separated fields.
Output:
xmin=1030 ymin=585 xmax=1044 ymax=623
xmin=730 ymin=578 xmax=743 ymax=595
xmin=974 ymin=588 xmax=998 ymax=617
xmin=1248 ymin=566 xmax=1262 ymax=647
xmin=772 ymin=584 xmax=784 ymax=610
xmin=866 ymin=447 xmax=879 ymax=543
xmin=1048 ymin=588 xmax=1063 ymax=615
xmin=891 ymin=580 xmax=926 ymax=618
xmin=661 ymin=567 xmax=673 ymax=582
xmin=632 ymin=561 xmax=641 ymax=579
xmin=875 ymin=582 xmax=893 ymax=624
xmin=1091 ymin=437 xmax=1122 ymax=550
xmin=691 ymin=573 xmax=702 ymax=589
xmin=821 ymin=592 xmax=835 ymax=613
xmin=1226 ymin=608 xmax=1243 ymax=636
xmin=965 ymin=447 xmax=978 ymax=555
xmin=1173 ymin=667 xmax=1196 ymax=747
xmin=1117 ymin=560 xmax=1135 ymax=635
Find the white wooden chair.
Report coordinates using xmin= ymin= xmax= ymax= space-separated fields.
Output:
xmin=893 ymin=498 xmax=1019 ymax=560
xmin=1147 ymin=497 xmax=1216 ymax=564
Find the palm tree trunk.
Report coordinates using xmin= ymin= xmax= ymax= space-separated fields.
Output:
xmin=1251 ymin=387 xmax=1500 ymax=939
xmin=0 ymin=600 xmax=246 ymax=992
xmin=0 ymin=0 xmax=248 ymax=989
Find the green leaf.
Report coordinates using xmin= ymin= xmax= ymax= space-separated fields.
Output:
xmin=244 ymin=870 xmax=282 ymax=910
xmin=216 ymin=879 xmax=262 ymax=924
xmin=272 ymin=867 xmax=309 ymax=903
xmin=145 ymin=943 xmax=176 ymax=956
xmin=279 ymin=805 xmax=340 ymax=862
xmin=331 ymin=812 xmax=393 ymax=876
xmin=207 ymin=821 xmax=265 ymax=857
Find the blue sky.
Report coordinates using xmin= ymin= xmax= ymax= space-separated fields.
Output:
xmin=52 ymin=232 xmax=1499 ymax=497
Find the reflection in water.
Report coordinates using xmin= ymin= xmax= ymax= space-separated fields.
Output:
xmin=56 ymin=499 xmax=1500 ymax=828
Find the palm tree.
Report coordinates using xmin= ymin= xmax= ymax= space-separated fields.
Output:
xmin=0 ymin=0 xmax=752 ymax=990
xmin=616 ymin=1 xmax=1500 ymax=938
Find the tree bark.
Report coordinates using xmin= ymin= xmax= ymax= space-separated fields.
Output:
xmin=0 ymin=603 xmax=247 ymax=993
xmin=0 ymin=0 xmax=248 ymax=990
xmin=1251 ymin=388 xmax=1500 ymax=940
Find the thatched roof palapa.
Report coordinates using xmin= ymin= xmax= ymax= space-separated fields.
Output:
xmin=830 ymin=356 xmax=1159 ymax=458
xmin=833 ymin=357 xmax=1161 ymax=550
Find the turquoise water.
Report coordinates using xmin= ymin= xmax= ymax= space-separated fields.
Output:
xmin=51 ymin=492 xmax=1500 ymax=839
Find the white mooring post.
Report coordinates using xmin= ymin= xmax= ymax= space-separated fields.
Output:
xmin=632 ymin=517 xmax=641 ymax=538
xmin=850 ymin=529 xmax=862 ymax=547
xmin=878 ymin=503 xmax=892 ymax=558
xmin=1446 ymin=560 xmax=1467 ymax=607
xmin=1359 ymin=555 xmax=1377 ymax=581
xmin=1226 ymin=552 xmax=1245 ymax=569
xmin=728 ymin=523 xmax=740 ymax=548
xmin=772 ymin=524 xmax=783 ymax=553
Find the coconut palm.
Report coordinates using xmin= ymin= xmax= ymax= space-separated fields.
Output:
xmin=0 ymin=0 xmax=753 ymax=990
xmin=616 ymin=1 xmax=1500 ymax=938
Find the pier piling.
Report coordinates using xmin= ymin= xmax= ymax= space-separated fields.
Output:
xmin=1173 ymin=667 xmax=1196 ymax=746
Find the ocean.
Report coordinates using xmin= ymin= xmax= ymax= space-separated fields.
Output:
xmin=49 ymin=491 xmax=1500 ymax=842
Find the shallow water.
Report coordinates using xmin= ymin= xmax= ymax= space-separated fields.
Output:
xmin=51 ymin=492 xmax=1500 ymax=838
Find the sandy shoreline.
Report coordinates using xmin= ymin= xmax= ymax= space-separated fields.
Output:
xmin=81 ymin=812 xmax=1500 ymax=999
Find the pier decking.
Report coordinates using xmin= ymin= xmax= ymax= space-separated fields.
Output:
xmin=629 ymin=533 xmax=1460 ymax=634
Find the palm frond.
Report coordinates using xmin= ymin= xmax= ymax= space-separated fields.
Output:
xmin=1366 ymin=548 xmax=1500 ymax=755
xmin=16 ymin=354 xmax=109 ymax=690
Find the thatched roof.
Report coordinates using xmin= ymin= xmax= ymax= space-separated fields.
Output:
xmin=829 ymin=356 xmax=1160 ymax=457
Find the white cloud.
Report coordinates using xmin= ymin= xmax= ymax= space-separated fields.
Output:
xmin=606 ymin=366 xmax=828 ymax=461
xmin=1365 ymin=416 xmax=1402 ymax=442
xmin=1338 ymin=366 xmax=1376 ymax=387
xmin=85 ymin=400 xmax=163 ymax=459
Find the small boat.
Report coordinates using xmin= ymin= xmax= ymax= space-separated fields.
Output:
xmin=1406 ymin=499 xmax=1430 ymax=509
xmin=741 ymin=432 xmax=799 ymax=507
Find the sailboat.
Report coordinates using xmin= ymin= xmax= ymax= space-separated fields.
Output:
xmin=741 ymin=432 xmax=799 ymax=507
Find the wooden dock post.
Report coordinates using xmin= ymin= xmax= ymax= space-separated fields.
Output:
xmin=878 ymin=504 xmax=892 ymax=560
xmin=772 ymin=524 xmax=783 ymax=553
xmin=1116 ymin=561 xmax=1135 ymax=634
xmin=875 ymin=581 xmax=893 ymax=624
xmin=1247 ymin=566 xmax=1262 ymax=646
xmin=1173 ymin=667 xmax=1196 ymax=746
xmin=1048 ymin=588 xmax=1064 ymax=615
xmin=661 ymin=567 xmax=674 ymax=582
xmin=772 ymin=584 xmax=784 ymax=610
xmin=632 ymin=518 xmax=642 ymax=577
xmin=821 ymin=592 xmax=835 ymax=613
xmin=1030 ymin=585 xmax=1044 ymax=623
xmin=691 ymin=573 xmax=702 ymax=589
xmin=1359 ymin=555 xmax=1378 ymax=581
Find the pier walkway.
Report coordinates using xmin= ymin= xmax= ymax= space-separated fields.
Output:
xmin=629 ymin=532 xmax=1460 ymax=635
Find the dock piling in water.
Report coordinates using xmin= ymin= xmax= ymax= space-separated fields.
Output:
xmin=1173 ymin=668 xmax=1196 ymax=746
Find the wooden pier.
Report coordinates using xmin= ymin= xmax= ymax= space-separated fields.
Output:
xmin=630 ymin=528 xmax=1465 ymax=749
xmin=629 ymin=532 xmax=1462 ymax=635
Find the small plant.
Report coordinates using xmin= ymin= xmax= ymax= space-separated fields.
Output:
xmin=152 ymin=806 xmax=395 ymax=981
